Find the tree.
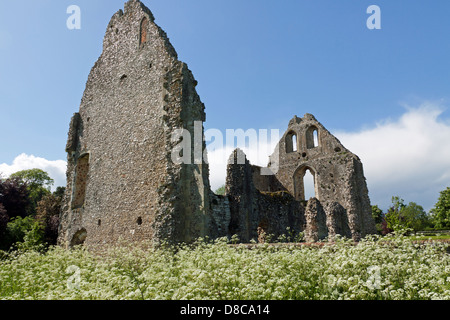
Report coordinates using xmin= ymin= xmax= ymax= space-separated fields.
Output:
xmin=385 ymin=196 xmax=431 ymax=233
xmin=0 ymin=171 xmax=62 ymax=250
xmin=36 ymin=193 xmax=63 ymax=246
xmin=371 ymin=205 xmax=383 ymax=223
xmin=0 ymin=177 xmax=31 ymax=219
xmin=0 ymin=203 xmax=8 ymax=243
xmin=9 ymin=169 xmax=54 ymax=215
xmin=384 ymin=196 xmax=405 ymax=232
xmin=0 ymin=203 xmax=6 ymax=217
xmin=10 ymin=169 xmax=54 ymax=190
xmin=401 ymin=202 xmax=430 ymax=232
xmin=430 ymin=187 xmax=450 ymax=229
xmin=53 ymin=186 xmax=66 ymax=199
xmin=3 ymin=216 xmax=45 ymax=251
xmin=371 ymin=205 xmax=386 ymax=235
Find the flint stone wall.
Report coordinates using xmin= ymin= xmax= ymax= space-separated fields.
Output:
xmin=58 ymin=0 xmax=211 ymax=248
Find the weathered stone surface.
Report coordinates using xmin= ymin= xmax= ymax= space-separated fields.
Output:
xmin=304 ymin=198 xmax=328 ymax=242
xmin=266 ymin=114 xmax=377 ymax=240
xmin=325 ymin=201 xmax=352 ymax=240
xmin=58 ymin=0 xmax=210 ymax=248
xmin=221 ymin=149 xmax=305 ymax=243
xmin=59 ymin=0 xmax=376 ymax=248
xmin=221 ymin=113 xmax=376 ymax=242
xmin=65 ymin=113 xmax=81 ymax=154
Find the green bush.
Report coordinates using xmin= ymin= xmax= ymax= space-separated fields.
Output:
xmin=3 ymin=216 xmax=45 ymax=251
xmin=214 ymin=185 xmax=225 ymax=196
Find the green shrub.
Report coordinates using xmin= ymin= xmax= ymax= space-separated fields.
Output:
xmin=4 ymin=216 xmax=45 ymax=251
xmin=214 ymin=185 xmax=226 ymax=196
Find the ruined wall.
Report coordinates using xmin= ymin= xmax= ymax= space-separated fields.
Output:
xmin=221 ymin=149 xmax=305 ymax=243
xmin=216 ymin=114 xmax=376 ymax=243
xmin=59 ymin=0 xmax=376 ymax=248
xmin=267 ymin=114 xmax=376 ymax=240
xmin=208 ymin=193 xmax=231 ymax=239
xmin=58 ymin=0 xmax=210 ymax=248
xmin=304 ymin=198 xmax=328 ymax=242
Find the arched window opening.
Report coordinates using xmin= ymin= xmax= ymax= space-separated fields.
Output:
xmin=303 ymin=169 xmax=316 ymax=200
xmin=140 ymin=17 xmax=149 ymax=46
xmin=306 ymin=126 xmax=319 ymax=149
xmin=285 ymin=131 xmax=298 ymax=153
xmin=292 ymin=134 xmax=298 ymax=152
xmin=313 ymin=130 xmax=319 ymax=148
xmin=294 ymin=166 xmax=318 ymax=201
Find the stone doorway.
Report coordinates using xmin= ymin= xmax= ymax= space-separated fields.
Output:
xmin=293 ymin=166 xmax=318 ymax=201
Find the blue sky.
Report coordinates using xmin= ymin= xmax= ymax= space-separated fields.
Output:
xmin=1 ymin=0 xmax=450 ymax=211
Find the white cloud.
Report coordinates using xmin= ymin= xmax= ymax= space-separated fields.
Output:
xmin=206 ymin=132 xmax=279 ymax=193
xmin=207 ymin=146 xmax=233 ymax=192
xmin=0 ymin=154 xmax=67 ymax=191
xmin=334 ymin=102 xmax=450 ymax=212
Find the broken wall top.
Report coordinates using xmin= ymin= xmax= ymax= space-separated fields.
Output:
xmin=270 ymin=113 xmax=357 ymax=167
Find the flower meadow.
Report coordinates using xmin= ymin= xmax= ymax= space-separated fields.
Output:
xmin=0 ymin=234 xmax=449 ymax=300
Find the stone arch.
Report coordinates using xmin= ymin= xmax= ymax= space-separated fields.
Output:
xmin=140 ymin=16 xmax=149 ymax=46
xmin=293 ymin=165 xmax=319 ymax=201
xmin=70 ymin=228 xmax=87 ymax=247
xmin=285 ymin=131 xmax=298 ymax=153
xmin=306 ymin=126 xmax=319 ymax=149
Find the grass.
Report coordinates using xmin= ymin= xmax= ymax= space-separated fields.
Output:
xmin=0 ymin=234 xmax=449 ymax=300
xmin=404 ymin=232 xmax=450 ymax=242
xmin=408 ymin=235 xmax=450 ymax=241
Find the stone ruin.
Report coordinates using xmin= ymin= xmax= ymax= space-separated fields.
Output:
xmin=58 ymin=0 xmax=376 ymax=248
